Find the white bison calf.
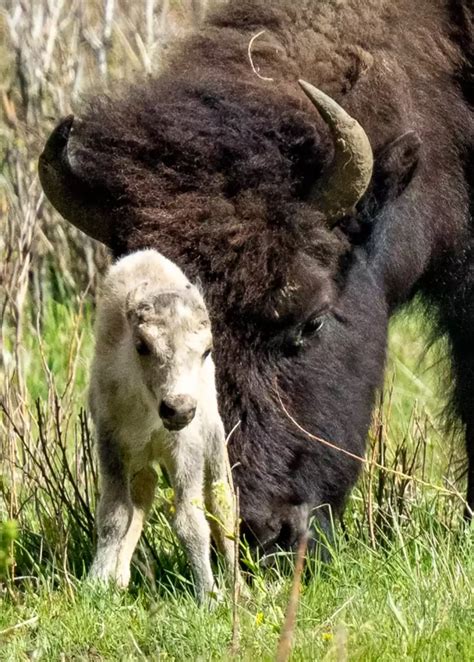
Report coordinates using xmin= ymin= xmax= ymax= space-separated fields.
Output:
xmin=88 ymin=249 xmax=238 ymax=601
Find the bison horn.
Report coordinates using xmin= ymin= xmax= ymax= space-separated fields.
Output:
xmin=38 ymin=115 xmax=112 ymax=246
xmin=298 ymin=79 xmax=374 ymax=225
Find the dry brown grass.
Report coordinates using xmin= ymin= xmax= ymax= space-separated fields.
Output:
xmin=0 ymin=0 xmax=215 ymax=579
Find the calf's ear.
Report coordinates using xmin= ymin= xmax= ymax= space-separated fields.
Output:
xmin=125 ymin=282 xmax=153 ymax=321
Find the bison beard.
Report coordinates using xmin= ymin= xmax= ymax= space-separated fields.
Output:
xmin=39 ymin=0 xmax=474 ymax=552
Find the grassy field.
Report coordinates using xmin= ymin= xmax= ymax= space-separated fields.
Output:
xmin=1 ymin=300 xmax=473 ymax=660
xmin=1 ymin=2 xmax=473 ymax=660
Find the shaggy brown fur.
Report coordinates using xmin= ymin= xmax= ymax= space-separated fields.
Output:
xmin=40 ymin=0 xmax=474 ymax=550
xmin=68 ymin=1 xmax=472 ymax=304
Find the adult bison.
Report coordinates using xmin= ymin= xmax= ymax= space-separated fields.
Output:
xmin=39 ymin=1 xmax=473 ymax=551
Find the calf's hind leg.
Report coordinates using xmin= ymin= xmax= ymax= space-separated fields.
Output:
xmin=115 ymin=466 xmax=158 ymax=585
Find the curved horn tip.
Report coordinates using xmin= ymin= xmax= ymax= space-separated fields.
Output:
xmin=298 ymin=79 xmax=357 ymax=127
xmin=297 ymin=78 xmax=374 ymax=224
xmin=39 ymin=114 xmax=75 ymax=165
xmin=298 ymin=78 xmax=315 ymax=96
xmin=52 ymin=114 xmax=76 ymax=142
xmin=298 ymin=79 xmax=331 ymax=104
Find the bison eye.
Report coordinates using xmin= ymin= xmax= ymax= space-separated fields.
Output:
xmin=202 ymin=348 xmax=212 ymax=361
xmin=136 ymin=340 xmax=151 ymax=356
xmin=302 ymin=315 xmax=326 ymax=337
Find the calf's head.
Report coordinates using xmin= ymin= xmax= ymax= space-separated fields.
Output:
xmin=125 ymin=284 xmax=213 ymax=431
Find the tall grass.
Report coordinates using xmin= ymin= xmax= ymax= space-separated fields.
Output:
xmin=0 ymin=2 xmax=472 ymax=660
xmin=0 ymin=0 xmax=219 ymax=587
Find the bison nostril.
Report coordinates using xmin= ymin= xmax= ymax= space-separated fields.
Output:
xmin=159 ymin=400 xmax=177 ymax=419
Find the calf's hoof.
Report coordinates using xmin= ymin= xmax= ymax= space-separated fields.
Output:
xmin=88 ymin=562 xmax=130 ymax=589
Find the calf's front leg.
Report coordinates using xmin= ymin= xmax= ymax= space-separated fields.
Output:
xmin=206 ymin=456 xmax=236 ymax=572
xmin=205 ymin=423 xmax=247 ymax=594
xmin=89 ymin=431 xmax=133 ymax=587
xmin=166 ymin=449 xmax=216 ymax=603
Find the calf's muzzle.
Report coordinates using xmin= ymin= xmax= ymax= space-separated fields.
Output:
xmin=159 ymin=395 xmax=197 ymax=430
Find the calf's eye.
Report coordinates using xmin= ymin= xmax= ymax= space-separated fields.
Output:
xmin=202 ymin=348 xmax=212 ymax=360
xmin=136 ymin=340 xmax=151 ymax=356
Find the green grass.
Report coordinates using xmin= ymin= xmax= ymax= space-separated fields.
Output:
xmin=1 ymin=296 xmax=473 ymax=661
xmin=0 ymin=527 xmax=472 ymax=660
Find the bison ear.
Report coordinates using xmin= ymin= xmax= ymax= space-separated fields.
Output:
xmin=363 ymin=131 xmax=421 ymax=212
xmin=337 ymin=131 xmax=421 ymax=242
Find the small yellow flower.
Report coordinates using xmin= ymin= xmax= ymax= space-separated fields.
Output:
xmin=255 ymin=612 xmax=265 ymax=626
xmin=322 ymin=632 xmax=333 ymax=642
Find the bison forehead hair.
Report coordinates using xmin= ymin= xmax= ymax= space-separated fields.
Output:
xmin=71 ymin=77 xmax=347 ymax=317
